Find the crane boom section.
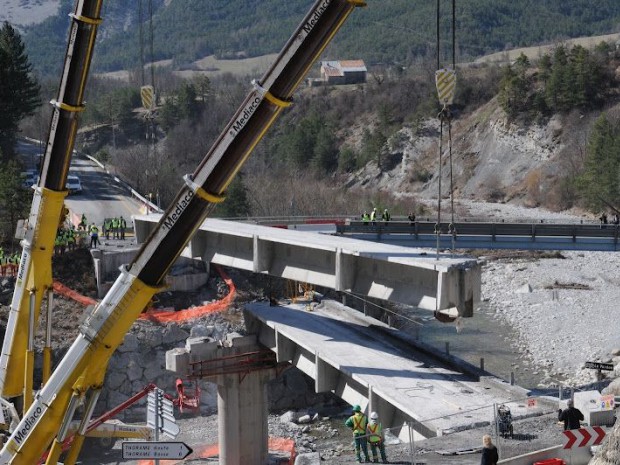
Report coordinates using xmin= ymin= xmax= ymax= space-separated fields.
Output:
xmin=0 ymin=0 xmax=365 ymax=462
xmin=0 ymin=0 xmax=104 ymax=399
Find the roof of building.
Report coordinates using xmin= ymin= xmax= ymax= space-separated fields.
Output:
xmin=321 ymin=60 xmax=367 ymax=76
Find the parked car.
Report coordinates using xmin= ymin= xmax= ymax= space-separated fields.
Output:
xmin=20 ymin=171 xmax=39 ymax=188
xmin=66 ymin=174 xmax=82 ymax=194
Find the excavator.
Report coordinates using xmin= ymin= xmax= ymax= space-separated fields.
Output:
xmin=0 ymin=0 xmax=367 ymax=463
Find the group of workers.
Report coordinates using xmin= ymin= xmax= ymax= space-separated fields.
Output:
xmin=361 ymin=207 xmax=391 ymax=226
xmin=345 ymin=398 xmax=584 ymax=464
xmin=54 ymin=226 xmax=79 ymax=255
xmin=0 ymin=247 xmax=20 ymax=277
xmin=102 ymin=216 xmax=127 ymax=240
xmin=599 ymin=212 xmax=620 ymax=226
xmin=76 ymin=213 xmax=129 ymax=249
xmin=361 ymin=209 xmax=418 ymax=226
xmin=346 ymin=405 xmax=388 ymax=463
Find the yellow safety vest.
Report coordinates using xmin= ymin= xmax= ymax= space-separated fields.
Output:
xmin=367 ymin=422 xmax=383 ymax=443
xmin=351 ymin=413 xmax=367 ymax=434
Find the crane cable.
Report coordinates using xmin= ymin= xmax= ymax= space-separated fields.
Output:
xmin=433 ymin=0 xmax=459 ymax=323
xmin=138 ymin=0 xmax=158 ymax=206
xmin=435 ymin=0 xmax=457 ymax=259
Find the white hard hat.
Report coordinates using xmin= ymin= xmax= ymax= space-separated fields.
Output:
xmin=370 ymin=411 xmax=379 ymax=420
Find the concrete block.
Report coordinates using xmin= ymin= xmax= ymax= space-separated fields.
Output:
xmin=166 ymin=348 xmax=190 ymax=375
xmin=228 ymin=334 xmax=258 ymax=349
xmin=185 ymin=336 xmax=219 ymax=362
xmin=574 ymin=390 xmax=615 ymax=426
xmin=295 ymin=452 xmax=320 ymax=465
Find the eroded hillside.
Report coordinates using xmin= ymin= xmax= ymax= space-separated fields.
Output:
xmin=345 ymin=96 xmax=618 ymax=212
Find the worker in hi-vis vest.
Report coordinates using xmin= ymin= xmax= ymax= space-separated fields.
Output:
xmin=366 ymin=411 xmax=388 ymax=463
xmin=345 ymin=404 xmax=370 ymax=463
xmin=89 ymin=223 xmax=100 ymax=249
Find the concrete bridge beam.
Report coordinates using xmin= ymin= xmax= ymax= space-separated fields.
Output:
xmin=134 ymin=216 xmax=481 ymax=316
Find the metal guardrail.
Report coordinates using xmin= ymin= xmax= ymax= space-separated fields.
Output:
xmin=339 ymin=221 xmax=620 ymax=239
xmin=335 ymin=221 xmax=620 ymax=251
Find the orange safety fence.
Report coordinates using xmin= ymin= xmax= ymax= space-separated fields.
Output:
xmin=137 ymin=437 xmax=296 ymax=465
xmin=138 ymin=265 xmax=236 ymax=323
xmin=52 ymin=281 xmax=97 ymax=307
xmin=0 ymin=264 xmax=17 ymax=277
xmin=51 ymin=265 xmax=234 ymax=323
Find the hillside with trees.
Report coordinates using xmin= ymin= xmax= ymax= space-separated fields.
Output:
xmin=16 ymin=37 xmax=616 ymax=220
xmin=19 ymin=0 xmax=620 ymax=78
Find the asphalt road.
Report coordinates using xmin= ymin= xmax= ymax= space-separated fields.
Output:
xmin=16 ymin=140 xmax=144 ymax=228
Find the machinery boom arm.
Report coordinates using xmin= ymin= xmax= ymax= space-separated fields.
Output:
xmin=0 ymin=1 xmax=365 ymax=462
xmin=0 ymin=0 xmax=104 ymax=400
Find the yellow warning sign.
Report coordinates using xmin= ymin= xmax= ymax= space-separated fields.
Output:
xmin=435 ymin=68 xmax=457 ymax=106
xmin=140 ymin=85 xmax=155 ymax=111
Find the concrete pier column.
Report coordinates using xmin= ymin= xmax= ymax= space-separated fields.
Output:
xmin=218 ymin=368 xmax=273 ymax=465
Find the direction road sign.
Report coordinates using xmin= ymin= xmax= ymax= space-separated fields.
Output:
xmin=585 ymin=361 xmax=614 ymax=371
xmin=122 ymin=441 xmax=193 ymax=460
xmin=562 ymin=426 xmax=606 ymax=449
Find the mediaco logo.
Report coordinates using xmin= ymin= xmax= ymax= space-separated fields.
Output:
xmin=13 ymin=405 xmax=43 ymax=445
xmin=303 ymin=0 xmax=331 ymax=34
xmin=16 ymin=251 xmax=27 ymax=283
xmin=162 ymin=190 xmax=194 ymax=231
xmin=229 ymin=95 xmax=262 ymax=137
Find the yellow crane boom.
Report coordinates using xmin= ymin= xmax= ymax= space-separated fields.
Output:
xmin=0 ymin=1 xmax=366 ymax=463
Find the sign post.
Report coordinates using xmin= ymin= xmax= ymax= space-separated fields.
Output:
xmin=585 ymin=361 xmax=614 ymax=383
xmin=584 ymin=361 xmax=614 ymax=371
xmin=122 ymin=442 xmax=193 ymax=460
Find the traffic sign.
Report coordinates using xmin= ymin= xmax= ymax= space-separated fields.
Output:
xmin=122 ymin=441 xmax=193 ymax=460
xmin=601 ymin=394 xmax=615 ymax=410
xmin=585 ymin=361 xmax=614 ymax=371
xmin=563 ymin=426 xmax=606 ymax=449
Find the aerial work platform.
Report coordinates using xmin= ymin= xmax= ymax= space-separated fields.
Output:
xmin=134 ymin=215 xmax=481 ymax=316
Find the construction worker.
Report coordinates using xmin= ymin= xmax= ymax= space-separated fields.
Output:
xmin=345 ymin=404 xmax=370 ymax=463
xmin=0 ymin=252 xmax=6 ymax=277
xmin=370 ymin=208 xmax=377 ymax=226
xmin=558 ymin=399 xmax=584 ymax=430
xmin=383 ymin=209 xmax=390 ymax=225
xmin=112 ymin=218 xmax=119 ymax=239
xmin=79 ymin=213 xmax=87 ymax=231
xmin=119 ymin=216 xmax=126 ymax=240
xmin=89 ymin=222 xmax=100 ymax=249
xmin=8 ymin=251 xmax=20 ymax=276
xmin=361 ymin=211 xmax=370 ymax=225
xmin=54 ymin=231 xmax=61 ymax=255
xmin=67 ymin=226 xmax=76 ymax=251
xmin=367 ymin=412 xmax=388 ymax=463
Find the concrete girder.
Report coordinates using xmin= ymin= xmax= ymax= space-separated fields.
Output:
xmin=134 ymin=215 xmax=481 ymax=316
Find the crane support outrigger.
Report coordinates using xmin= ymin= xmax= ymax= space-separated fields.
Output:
xmin=0 ymin=0 xmax=366 ymax=463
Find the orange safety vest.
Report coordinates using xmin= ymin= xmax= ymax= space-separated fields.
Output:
xmin=367 ymin=422 xmax=383 ymax=443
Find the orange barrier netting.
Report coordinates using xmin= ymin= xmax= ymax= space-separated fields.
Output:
xmin=138 ymin=265 xmax=236 ymax=323
xmin=52 ymin=265 xmax=235 ymax=323
xmin=137 ymin=437 xmax=296 ymax=465
xmin=52 ymin=281 xmax=97 ymax=307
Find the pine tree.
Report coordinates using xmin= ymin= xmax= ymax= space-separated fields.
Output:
xmin=0 ymin=159 xmax=31 ymax=240
xmin=577 ymin=114 xmax=620 ymax=210
xmin=0 ymin=22 xmax=40 ymax=159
